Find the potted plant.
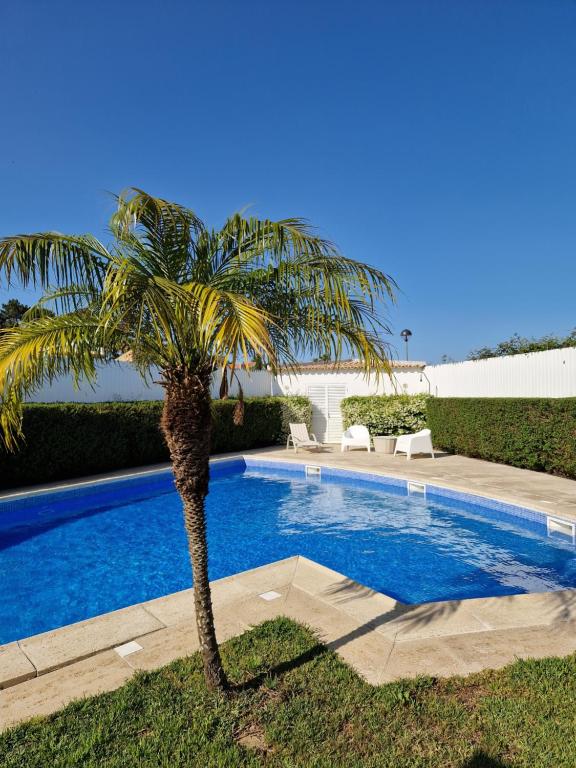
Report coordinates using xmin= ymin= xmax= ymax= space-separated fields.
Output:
xmin=372 ymin=434 xmax=397 ymax=454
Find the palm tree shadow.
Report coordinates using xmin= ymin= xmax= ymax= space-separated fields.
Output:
xmin=235 ymin=581 xmax=576 ymax=693
xmin=319 ymin=577 xmax=464 ymax=642
xmin=460 ymin=751 xmax=511 ymax=768
xmin=235 ymin=580 xmax=463 ymax=691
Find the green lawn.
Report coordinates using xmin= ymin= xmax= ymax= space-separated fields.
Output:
xmin=2 ymin=618 xmax=575 ymax=767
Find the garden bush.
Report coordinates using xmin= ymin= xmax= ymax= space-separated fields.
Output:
xmin=0 ymin=396 xmax=311 ymax=489
xmin=427 ymin=397 xmax=576 ymax=479
xmin=341 ymin=394 xmax=429 ymax=436
xmin=278 ymin=395 xmax=312 ymax=440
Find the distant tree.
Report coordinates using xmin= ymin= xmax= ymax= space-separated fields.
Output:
xmin=0 ymin=299 xmax=30 ymax=328
xmin=312 ymin=352 xmax=331 ymax=363
xmin=440 ymin=354 xmax=455 ymax=364
xmin=468 ymin=330 xmax=576 ymax=360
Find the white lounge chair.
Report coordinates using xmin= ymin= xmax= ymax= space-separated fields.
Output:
xmin=394 ymin=428 xmax=435 ymax=459
xmin=287 ymin=423 xmax=322 ymax=453
xmin=341 ymin=425 xmax=371 ymax=452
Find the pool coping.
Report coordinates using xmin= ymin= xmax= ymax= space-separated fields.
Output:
xmin=2 ymin=451 xmax=576 ymax=717
xmin=2 ymin=555 xmax=576 ymax=730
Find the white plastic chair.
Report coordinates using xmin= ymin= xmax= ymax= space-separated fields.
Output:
xmin=286 ymin=423 xmax=322 ymax=452
xmin=393 ymin=429 xmax=435 ymax=459
xmin=341 ymin=425 xmax=371 ymax=452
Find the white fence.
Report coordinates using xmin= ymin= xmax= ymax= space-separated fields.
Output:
xmin=26 ymin=347 xmax=576 ymax=404
xmin=425 ymin=347 xmax=576 ymax=398
xmin=29 ymin=365 xmax=277 ymax=403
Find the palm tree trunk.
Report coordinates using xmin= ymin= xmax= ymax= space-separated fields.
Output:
xmin=160 ymin=365 xmax=228 ymax=693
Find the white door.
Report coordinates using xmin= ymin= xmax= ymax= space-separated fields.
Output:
xmin=307 ymin=385 xmax=347 ymax=443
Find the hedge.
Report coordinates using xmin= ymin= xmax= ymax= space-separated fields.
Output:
xmin=341 ymin=394 xmax=429 ymax=436
xmin=427 ymin=397 xmax=576 ymax=479
xmin=0 ymin=396 xmax=311 ymax=490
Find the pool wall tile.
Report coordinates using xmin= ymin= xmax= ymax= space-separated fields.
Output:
xmin=0 ymin=459 xmax=246 ymax=519
xmin=242 ymin=457 xmax=553 ymax=535
xmin=243 ymin=457 xmax=305 ymax=474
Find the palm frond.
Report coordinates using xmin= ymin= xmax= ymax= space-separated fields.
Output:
xmin=209 ymin=292 xmax=275 ymax=368
xmin=0 ymin=190 xmax=398 ymax=450
xmin=24 ymin=283 xmax=102 ymax=317
xmin=0 ymin=313 xmax=103 ymax=449
xmin=0 ymin=233 xmax=109 ymax=290
xmin=110 ymin=188 xmax=205 ymax=281
xmin=208 ymin=218 xmax=395 ymax=373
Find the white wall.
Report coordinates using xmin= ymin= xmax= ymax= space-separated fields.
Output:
xmin=425 ymin=347 xmax=576 ymax=398
xmin=214 ymin=369 xmax=277 ymax=398
xmin=27 ymin=364 xmax=277 ymax=403
xmin=275 ymin=368 xmax=428 ymax=442
xmin=275 ymin=367 xmax=428 ymax=398
xmin=29 ymin=363 xmax=165 ymax=402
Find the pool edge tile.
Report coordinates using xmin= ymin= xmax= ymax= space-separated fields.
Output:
xmin=19 ymin=604 xmax=166 ymax=676
xmin=0 ymin=643 xmax=37 ymax=689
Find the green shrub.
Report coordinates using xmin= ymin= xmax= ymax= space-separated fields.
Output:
xmin=278 ymin=396 xmax=312 ymax=438
xmin=211 ymin=395 xmax=310 ymax=452
xmin=341 ymin=394 xmax=429 ymax=436
xmin=427 ymin=397 xmax=576 ymax=479
xmin=0 ymin=396 xmax=310 ymax=490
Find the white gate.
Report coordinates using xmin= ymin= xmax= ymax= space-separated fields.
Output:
xmin=307 ymin=385 xmax=347 ymax=443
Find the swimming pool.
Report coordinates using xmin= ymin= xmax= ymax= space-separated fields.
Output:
xmin=1 ymin=458 xmax=575 ymax=645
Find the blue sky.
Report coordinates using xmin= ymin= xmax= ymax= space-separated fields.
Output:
xmin=1 ymin=0 xmax=575 ymax=363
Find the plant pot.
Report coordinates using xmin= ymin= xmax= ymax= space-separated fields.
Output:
xmin=372 ymin=436 xmax=396 ymax=454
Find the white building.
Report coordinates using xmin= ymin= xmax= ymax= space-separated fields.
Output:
xmin=276 ymin=360 xmax=427 ymax=442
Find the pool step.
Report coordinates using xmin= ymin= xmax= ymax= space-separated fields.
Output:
xmin=407 ymin=481 xmax=426 ymax=496
xmin=547 ymin=515 xmax=576 ymax=542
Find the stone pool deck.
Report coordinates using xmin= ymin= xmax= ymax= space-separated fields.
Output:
xmin=2 ymin=447 xmax=576 ymax=730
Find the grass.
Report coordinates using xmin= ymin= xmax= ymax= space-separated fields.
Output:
xmin=2 ymin=618 xmax=576 ymax=767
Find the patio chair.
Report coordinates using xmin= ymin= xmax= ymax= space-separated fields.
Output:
xmin=393 ymin=428 xmax=435 ymax=459
xmin=341 ymin=425 xmax=371 ymax=452
xmin=287 ymin=423 xmax=322 ymax=453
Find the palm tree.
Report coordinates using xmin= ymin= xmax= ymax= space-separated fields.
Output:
xmin=0 ymin=189 xmax=396 ymax=692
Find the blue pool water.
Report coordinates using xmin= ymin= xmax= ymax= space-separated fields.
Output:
xmin=1 ymin=459 xmax=575 ymax=644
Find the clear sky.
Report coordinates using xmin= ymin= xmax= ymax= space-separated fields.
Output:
xmin=1 ymin=0 xmax=575 ymax=363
